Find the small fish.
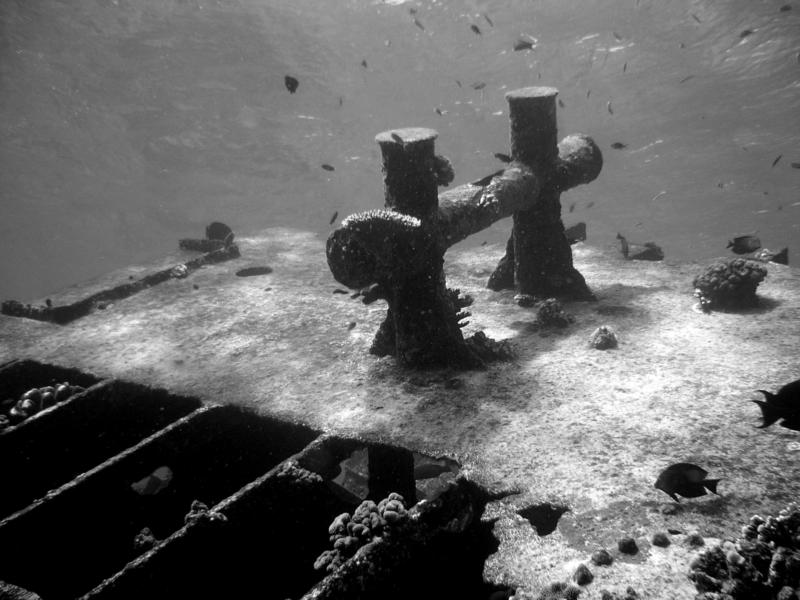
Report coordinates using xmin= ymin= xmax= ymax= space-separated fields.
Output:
xmin=284 ymin=75 xmax=299 ymax=94
xmin=586 ymin=201 xmax=595 ymax=209
xmin=679 ymin=75 xmax=694 ymax=84
xmin=586 ymin=89 xmax=591 ymax=98
xmin=206 ymin=221 xmax=233 ymax=242
xmin=623 ymin=61 xmax=627 ymax=73
xmin=45 ymin=298 xmax=52 ymax=308
xmin=338 ymin=96 xmax=343 ymax=107
xmin=772 ymin=154 xmax=782 ymax=168
xmin=753 ymin=378 xmax=800 ymax=431
xmin=347 ymin=321 xmax=357 ymax=330
xmin=558 ymin=98 xmax=565 ymax=108
xmin=408 ymin=7 xmax=417 ymax=15
xmin=321 ymin=164 xmax=335 ymax=172
xmin=413 ymin=18 xmax=425 ymax=31
xmin=131 ymin=466 xmax=173 ymax=496
xmin=791 ymin=162 xmax=800 ymax=169
xmin=752 ymin=247 xmax=789 ymax=265
xmin=471 ymin=81 xmax=486 ymax=90
xmin=333 ymin=288 xmax=348 ymax=295
xmin=361 ymin=59 xmax=368 ymax=68
xmin=564 ymin=222 xmax=586 ymax=244
xmin=727 ymin=234 xmax=761 ymax=254
xmin=610 ymin=142 xmax=627 ymax=149
xmin=607 ymin=100 xmax=614 ymax=115
xmin=494 ymin=152 xmax=513 ymax=163
xmin=691 ymin=13 xmax=701 ymax=23
xmin=435 ymin=107 xmax=444 ymax=115
xmin=740 ymin=29 xmax=754 ymax=38
xmin=513 ymin=38 xmax=536 ymax=51
xmin=650 ymin=190 xmax=667 ymax=202
xmin=329 ymin=211 xmax=338 ymax=225
xmin=655 ymin=463 xmax=721 ymax=503
xmin=390 ymin=132 xmax=404 ymax=144
xmin=470 ymin=24 xmax=482 ymax=36
xmin=483 ymin=13 xmax=494 ymax=27
xmin=780 ymin=4 xmax=792 ymax=11
xmin=568 ymin=202 xmax=576 ymax=213
xmin=455 ymin=79 xmax=462 ymax=87
xmin=613 ymin=31 xmax=623 ymax=41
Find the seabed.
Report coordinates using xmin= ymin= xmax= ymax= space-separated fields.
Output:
xmin=1 ymin=227 xmax=798 ymax=599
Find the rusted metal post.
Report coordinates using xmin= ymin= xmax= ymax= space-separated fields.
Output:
xmin=488 ymin=87 xmax=597 ymax=300
xmin=337 ymin=128 xmax=480 ymax=369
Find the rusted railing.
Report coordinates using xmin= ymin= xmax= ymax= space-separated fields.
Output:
xmin=327 ymin=87 xmax=602 ymax=369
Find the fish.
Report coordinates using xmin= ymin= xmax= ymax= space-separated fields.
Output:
xmin=494 ymin=152 xmax=513 ymax=163
xmin=455 ymin=79 xmax=462 ymax=87
xmin=655 ymin=463 xmax=721 ymax=502
xmin=329 ymin=211 xmax=338 ymax=225
xmin=564 ymin=222 xmax=586 ymax=244
xmin=390 ymin=132 xmax=404 ymax=144
xmin=691 ymin=13 xmax=701 ymax=23
xmin=333 ymin=288 xmax=348 ymax=295
xmin=607 ymin=101 xmax=614 ymax=115
xmin=409 ymin=7 xmax=417 ymax=15
xmin=613 ymin=31 xmax=623 ymax=41
xmin=435 ymin=107 xmax=444 ymax=115
xmin=471 ymin=169 xmax=504 ymax=187
xmin=623 ymin=61 xmax=627 ymax=73
xmin=752 ymin=378 xmax=800 ymax=431
xmin=586 ymin=89 xmax=591 ymax=98
xmin=611 ymin=142 xmax=627 ymax=149
xmin=470 ymin=24 xmax=482 ymax=35
xmin=347 ymin=321 xmax=356 ymax=330
xmin=483 ymin=13 xmax=494 ymax=27
xmin=558 ymin=98 xmax=565 ymax=108
xmin=471 ymin=81 xmax=486 ymax=90
xmin=679 ymin=75 xmax=695 ymax=84
xmin=513 ymin=38 xmax=535 ymax=51
xmin=586 ymin=201 xmax=595 ymax=209
xmin=413 ymin=18 xmax=425 ymax=31
xmin=45 ymin=298 xmax=52 ymax=308
xmin=321 ymin=164 xmax=335 ymax=171
xmin=338 ymin=96 xmax=343 ymax=107
xmin=740 ymin=29 xmax=754 ymax=38
xmin=781 ymin=4 xmax=792 ymax=11
xmin=284 ymin=75 xmax=299 ymax=94
xmin=568 ymin=202 xmax=576 ymax=213
xmin=791 ymin=162 xmax=800 ymax=169
xmin=131 ymin=465 xmax=174 ymax=496
xmin=772 ymin=154 xmax=782 ymax=168
xmin=361 ymin=59 xmax=368 ymax=68
xmin=727 ymin=234 xmax=761 ymax=254
xmin=752 ymin=247 xmax=789 ymax=265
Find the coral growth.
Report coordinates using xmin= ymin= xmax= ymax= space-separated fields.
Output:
xmin=534 ymin=298 xmax=574 ymax=328
xmin=588 ymin=326 xmax=618 ymax=349
xmin=314 ymin=493 xmax=409 ymax=574
xmin=688 ymin=502 xmax=800 ymax=599
xmin=0 ymin=382 xmax=84 ymax=430
xmin=534 ymin=581 xmax=582 ymax=600
xmin=692 ymin=258 xmax=767 ymax=311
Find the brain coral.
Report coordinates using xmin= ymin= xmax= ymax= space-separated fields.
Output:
xmin=692 ymin=258 xmax=767 ymax=311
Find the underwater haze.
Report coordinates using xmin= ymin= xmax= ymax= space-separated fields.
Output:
xmin=1 ymin=0 xmax=798 ymax=300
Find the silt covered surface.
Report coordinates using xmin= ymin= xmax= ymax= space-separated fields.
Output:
xmin=1 ymin=227 xmax=798 ymax=599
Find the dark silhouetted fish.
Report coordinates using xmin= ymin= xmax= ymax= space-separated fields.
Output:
xmin=414 ymin=18 xmax=425 ymax=31
xmin=727 ymin=234 xmax=760 ymax=254
xmin=321 ymin=164 xmax=335 ymax=172
xmin=753 ymin=378 xmax=800 ymax=431
xmin=791 ymin=162 xmax=800 ymax=169
xmin=361 ymin=59 xmax=368 ymax=68
xmin=558 ymin=98 xmax=565 ymax=108
xmin=206 ymin=221 xmax=233 ymax=242
xmin=587 ymin=89 xmax=591 ymax=98
xmin=740 ymin=29 xmax=754 ymax=38
xmin=611 ymin=142 xmax=627 ymax=149
xmin=408 ymin=7 xmax=417 ymax=15
xmin=753 ymin=246 xmax=789 ymax=264
xmin=586 ymin=201 xmax=595 ymax=209
xmin=568 ymin=202 xmax=576 ymax=213
xmin=564 ymin=222 xmax=586 ymax=244
xmin=472 ymin=81 xmax=486 ymax=90
xmin=435 ymin=107 xmax=444 ymax=115
xmin=613 ymin=31 xmax=623 ymax=41
xmin=329 ymin=211 xmax=338 ymax=225
xmin=655 ymin=463 xmax=721 ymax=502
xmin=390 ymin=132 xmax=404 ymax=144
xmin=513 ymin=38 xmax=535 ymax=51
xmin=338 ymin=96 xmax=343 ymax=107
xmin=623 ymin=61 xmax=627 ymax=73
xmin=679 ymin=75 xmax=695 ymax=84
xmin=470 ymin=24 xmax=482 ymax=35
xmin=691 ymin=13 xmax=701 ymax=23
xmin=483 ymin=13 xmax=494 ymax=27
xmin=772 ymin=154 xmax=782 ymax=167
xmin=284 ymin=75 xmax=299 ymax=94
xmin=131 ymin=466 xmax=174 ymax=496
xmin=494 ymin=152 xmax=513 ymax=163
xmin=780 ymin=4 xmax=792 ymax=11
xmin=333 ymin=288 xmax=348 ymax=295
xmin=607 ymin=101 xmax=614 ymax=115
xmin=455 ymin=79 xmax=462 ymax=87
